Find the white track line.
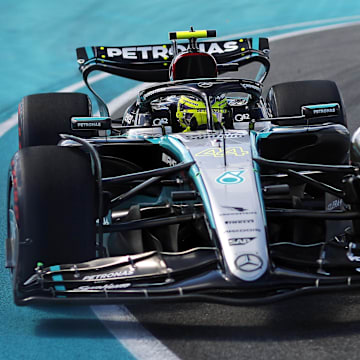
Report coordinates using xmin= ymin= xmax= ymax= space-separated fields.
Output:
xmin=217 ymin=14 xmax=360 ymax=40
xmin=270 ymin=19 xmax=360 ymax=41
xmin=0 ymin=113 xmax=17 ymax=137
xmin=2 ymin=16 xmax=360 ymax=360
xmin=107 ymin=82 xmax=154 ymax=114
xmin=92 ymin=305 xmax=180 ymax=360
xmin=59 ymin=72 xmax=110 ymax=93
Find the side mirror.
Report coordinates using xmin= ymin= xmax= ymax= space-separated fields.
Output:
xmin=71 ymin=116 xmax=112 ymax=130
xmin=301 ymin=103 xmax=340 ymax=119
xmin=351 ymin=127 xmax=360 ymax=165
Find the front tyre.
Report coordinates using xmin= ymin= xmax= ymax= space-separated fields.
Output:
xmin=18 ymin=92 xmax=96 ymax=148
xmin=7 ymin=146 xmax=97 ymax=302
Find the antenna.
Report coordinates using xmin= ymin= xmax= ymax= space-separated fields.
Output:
xmin=220 ymin=122 xmax=227 ymax=167
xmin=189 ymin=26 xmax=197 ymax=51
xmin=171 ymin=39 xmax=178 ymax=57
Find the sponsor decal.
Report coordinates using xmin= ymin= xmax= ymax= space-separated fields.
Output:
xmin=124 ymin=113 xmax=134 ymax=125
xmin=105 ymin=41 xmax=241 ymax=60
xmin=242 ymin=83 xmax=261 ymax=91
xmin=153 ymin=117 xmax=169 ymax=125
xmin=216 ymin=170 xmax=245 ymax=185
xmin=235 ymin=254 xmax=263 ymax=272
xmin=225 ymin=219 xmax=254 ymax=224
xmin=327 ymin=198 xmax=343 ymax=211
xmin=141 ymin=87 xmax=167 ymax=101
xmin=220 ymin=206 xmax=257 ymax=216
xmin=82 ymin=269 xmax=135 ymax=281
xmin=195 ymin=147 xmax=248 ymax=157
xmin=223 ymin=206 xmax=247 ymax=212
xmin=228 ymin=98 xmax=247 ymax=106
xmin=210 ymin=93 xmax=226 ymax=102
xmin=313 ymin=108 xmax=336 ymax=114
xmin=162 ymin=153 xmax=177 ymax=167
xmin=184 ymin=133 xmax=245 ymax=140
xmin=199 ymin=41 xmax=239 ymax=54
xmin=234 ymin=113 xmax=250 ymax=122
xmin=76 ymin=283 xmax=131 ymax=291
xmin=225 ymin=228 xmax=261 ymax=233
xmin=221 ymin=212 xmax=257 ymax=216
xmin=77 ymin=122 xmax=102 ymax=128
xmin=72 ymin=117 xmax=111 ymax=130
xmin=302 ymin=104 xmax=339 ymax=118
xmin=229 ymin=237 xmax=256 ymax=246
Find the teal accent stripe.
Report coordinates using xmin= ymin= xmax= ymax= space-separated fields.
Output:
xmin=148 ymin=136 xmax=216 ymax=229
xmin=252 ymin=36 xmax=263 ymax=81
xmin=54 ymin=286 xmax=66 ymax=292
xmin=250 ymin=131 xmax=267 ymax=225
xmin=50 ymin=265 xmax=61 ymax=271
xmin=85 ymin=46 xmax=94 ymax=59
xmin=50 ymin=265 xmax=66 ymax=295
xmin=52 ymin=274 xmax=63 ymax=282
xmin=305 ymin=103 xmax=338 ymax=109
xmin=73 ymin=117 xmax=109 ymax=121
xmin=255 ymin=131 xmax=272 ymax=140
xmin=189 ymin=164 xmax=216 ymax=229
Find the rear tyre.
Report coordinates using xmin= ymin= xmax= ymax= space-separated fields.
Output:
xmin=18 ymin=92 xmax=96 ymax=148
xmin=8 ymin=146 xmax=97 ymax=301
xmin=266 ymin=80 xmax=347 ymax=127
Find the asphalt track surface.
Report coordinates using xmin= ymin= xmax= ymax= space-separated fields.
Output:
xmin=119 ymin=24 xmax=360 ymax=360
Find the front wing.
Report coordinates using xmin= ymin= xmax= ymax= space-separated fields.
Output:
xmin=16 ymin=247 xmax=360 ymax=306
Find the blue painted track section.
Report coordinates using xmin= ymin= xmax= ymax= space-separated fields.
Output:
xmin=1 ymin=1 xmax=360 ymax=359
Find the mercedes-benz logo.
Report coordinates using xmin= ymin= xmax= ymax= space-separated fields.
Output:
xmin=235 ymin=254 xmax=263 ymax=272
xmin=197 ymin=82 xmax=213 ymax=88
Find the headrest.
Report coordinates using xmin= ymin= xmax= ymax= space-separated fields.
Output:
xmin=170 ymin=52 xmax=217 ymax=80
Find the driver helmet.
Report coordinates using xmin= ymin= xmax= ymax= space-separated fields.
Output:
xmin=176 ymin=94 xmax=228 ymax=132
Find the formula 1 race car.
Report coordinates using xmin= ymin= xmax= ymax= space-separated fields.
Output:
xmin=7 ymin=28 xmax=360 ymax=306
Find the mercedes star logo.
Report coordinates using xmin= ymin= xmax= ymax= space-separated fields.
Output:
xmin=197 ymin=82 xmax=213 ymax=88
xmin=235 ymin=254 xmax=263 ymax=272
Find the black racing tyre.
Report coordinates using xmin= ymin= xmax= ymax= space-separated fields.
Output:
xmin=8 ymin=146 xmax=97 ymax=300
xmin=266 ymin=80 xmax=347 ymax=127
xmin=18 ymin=92 xmax=96 ymax=148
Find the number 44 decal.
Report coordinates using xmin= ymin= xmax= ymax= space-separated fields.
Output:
xmin=195 ymin=147 xmax=248 ymax=157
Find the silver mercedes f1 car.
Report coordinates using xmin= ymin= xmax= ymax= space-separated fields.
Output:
xmin=7 ymin=28 xmax=360 ymax=306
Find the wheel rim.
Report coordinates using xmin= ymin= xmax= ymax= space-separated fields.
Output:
xmin=7 ymin=181 xmax=19 ymax=273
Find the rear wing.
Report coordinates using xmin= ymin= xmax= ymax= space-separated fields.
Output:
xmin=76 ymin=37 xmax=270 ymax=82
xmin=76 ymin=37 xmax=269 ymax=117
